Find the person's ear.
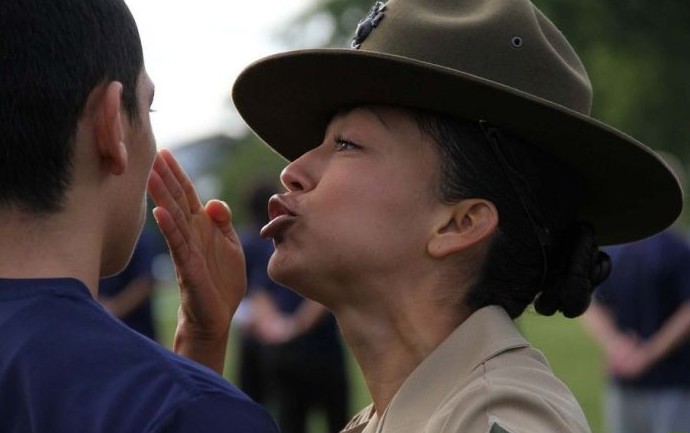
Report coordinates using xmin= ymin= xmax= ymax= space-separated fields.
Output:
xmin=94 ymin=81 xmax=127 ymax=175
xmin=427 ymin=199 xmax=498 ymax=258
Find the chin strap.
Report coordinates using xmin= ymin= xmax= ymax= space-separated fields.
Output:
xmin=478 ymin=120 xmax=550 ymax=284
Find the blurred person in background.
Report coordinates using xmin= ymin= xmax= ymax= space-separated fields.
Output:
xmin=583 ymin=152 xmax=690 ymax=433
xmin=238 ymin=181 xmax=349 ymax=433
xmin=99 ymin=222 xmax=160 ymax=341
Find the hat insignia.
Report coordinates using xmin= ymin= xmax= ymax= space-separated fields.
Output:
xmin=351 ymin=1 xmax=387 ymax=49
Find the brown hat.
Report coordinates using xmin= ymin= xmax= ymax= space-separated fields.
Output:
xmin=232 ymin=0 xmax=682 ymax=245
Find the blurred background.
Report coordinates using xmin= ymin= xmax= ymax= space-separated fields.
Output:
xmin=123 ymin=1 xmax=690 ymax=432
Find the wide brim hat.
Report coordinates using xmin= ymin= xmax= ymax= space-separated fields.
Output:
xmin=232 ymin=0 xmax=683 ymax=245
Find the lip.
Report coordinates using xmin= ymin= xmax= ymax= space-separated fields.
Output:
xmin=260 ymin=195 xmax=297 ymax=240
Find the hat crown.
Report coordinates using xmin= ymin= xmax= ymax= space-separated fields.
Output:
xmin=358 ymin=0 xmax=592 ymax=114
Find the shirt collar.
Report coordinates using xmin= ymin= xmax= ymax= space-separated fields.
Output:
xmin=0 ymin=277 xmax=92 ymax=301
xmin=380 ymin=305 xmax=529 ymax=432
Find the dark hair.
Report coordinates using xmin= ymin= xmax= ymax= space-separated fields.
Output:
xmin=416 ymin=111 xmax=610 ymax=319
xmin=0 ymin=0 xmax=144 ymax=213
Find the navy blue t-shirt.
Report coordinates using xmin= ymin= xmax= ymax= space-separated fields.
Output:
xmin=594 ymin=229 xmax=690 ymax=389
xmin=0 ymin=278 xmax=278 ymax=433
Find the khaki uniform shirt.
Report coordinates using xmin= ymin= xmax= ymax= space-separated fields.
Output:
xmin=341 ymin=306 xmax=591 ymax=433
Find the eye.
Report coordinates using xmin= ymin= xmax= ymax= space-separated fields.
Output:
xmin=334 ymin=134 xmax=361 ymax=151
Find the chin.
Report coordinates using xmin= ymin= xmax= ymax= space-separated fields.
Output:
xmin=267 ymin=255 xmax=336 ymax=307
xmin=268 ymin=255 xmax=306 ymax=292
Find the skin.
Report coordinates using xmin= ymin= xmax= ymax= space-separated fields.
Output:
xmin=0 ymin=71 xmax=156 ymax=296
xmin=147 ymin=149 xmax=246 ymax=373
xmin=150 ymin=105 xmax=500 ymax=413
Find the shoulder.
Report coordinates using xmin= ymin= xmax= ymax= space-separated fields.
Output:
xmin=1 ymin=280 xmax=275 ymax=432
xmin=150 ymin=392 xmax=278 ymax=433
xmin=341 ymin=404 xmax=374 ymax=432
xmin=105 ymin=342 xmax=278 ymax=432
xmin=430 ymin=346 xmax=591 ymax=433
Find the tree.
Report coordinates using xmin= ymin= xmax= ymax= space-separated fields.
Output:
xmin=533 ymin=0 xmax=690 ymax=164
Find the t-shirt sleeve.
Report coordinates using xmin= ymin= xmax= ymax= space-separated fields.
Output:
xmin=156 ymin=393 xmax=279 ymax=433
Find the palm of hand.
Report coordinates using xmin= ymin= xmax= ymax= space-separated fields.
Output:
xmin=149 ymin=150 xmax=247 ymax=340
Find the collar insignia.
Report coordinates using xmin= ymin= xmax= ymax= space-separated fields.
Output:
xmin=351 ymin=1 xmax=387 ymax=49
xmin=490 ymin=422 xmax=513 ymax=433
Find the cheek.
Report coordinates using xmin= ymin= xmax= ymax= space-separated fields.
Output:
xmin=316 ymin=174 xmax=432 ymax=254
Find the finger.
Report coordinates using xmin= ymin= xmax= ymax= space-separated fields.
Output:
xmin=152 ymin=206 xmax=192 ymax=266
xmin=205 ymin=199 xmax=235 ymax=238
xmin=147 ymin=164 xmax=169 ymax=207
xmin=148 ymin=169 xmax=192 ymax=242
xmin=159 ymin=149 xmax=203 ymax=213
xmin=152 ymin=151 xmax=193 ymax=221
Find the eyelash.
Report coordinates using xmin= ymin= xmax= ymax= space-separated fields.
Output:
xmin=334 ymin=134 xmax=360 ymax=151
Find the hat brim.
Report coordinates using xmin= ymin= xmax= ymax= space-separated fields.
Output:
xmin=232 ymin=49 xmax=682 ymax=245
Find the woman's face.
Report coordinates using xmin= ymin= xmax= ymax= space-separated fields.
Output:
xmin=263 ymin=106 xmax=444 ymax=306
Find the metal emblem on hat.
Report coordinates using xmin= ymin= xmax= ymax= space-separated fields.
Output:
xmin=351 ymin=1 xmax=387 ymax=49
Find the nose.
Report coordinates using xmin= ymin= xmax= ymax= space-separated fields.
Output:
xmin=280 ymin=149 xmax=317 ymax=193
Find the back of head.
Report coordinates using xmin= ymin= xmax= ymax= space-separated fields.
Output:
xmin=0 ymin=0 xmax=143 ymax=214
xmin=417 ymin=112 xmax=610 ymax=319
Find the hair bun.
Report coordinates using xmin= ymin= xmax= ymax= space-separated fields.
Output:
xmin=534 ymin=223 xmax=610 ymax=318
xmin=590 ymin=250 xmax=611 ymax=286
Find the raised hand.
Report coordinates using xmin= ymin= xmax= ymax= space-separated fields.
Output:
xmin=147 ymin=149 xmax=246 ymax=373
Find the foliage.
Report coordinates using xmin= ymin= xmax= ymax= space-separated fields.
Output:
xmin=281 ymin=0 xmax=372 ymax=48
xmin=532 ymin=0 xmax=690 ymax=163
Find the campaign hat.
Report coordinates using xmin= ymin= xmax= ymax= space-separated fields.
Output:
xmin=232 ymin=0 xmax=683 ymax=245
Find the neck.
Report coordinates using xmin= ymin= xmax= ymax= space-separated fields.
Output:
xmin=0 ymin=208 xmax=102 ymax=297
xmin=332 ymin=279 xmax=471 ymax=414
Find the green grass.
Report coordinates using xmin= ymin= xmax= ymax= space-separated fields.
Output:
xmin=153 ymin=286 xmax=605 ymax=433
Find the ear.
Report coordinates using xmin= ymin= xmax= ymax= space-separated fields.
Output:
xmin=94 ymin=81 xmax=127 ymax=175
xmin=427 ymin=199 xmax=498 ymax=258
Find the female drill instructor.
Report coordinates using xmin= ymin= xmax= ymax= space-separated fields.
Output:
xmin=147 ymin=0 xmax=683 ymax=431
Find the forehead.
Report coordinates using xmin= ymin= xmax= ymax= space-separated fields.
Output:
xmin=331 ymin=105 xmax=422 ymax=133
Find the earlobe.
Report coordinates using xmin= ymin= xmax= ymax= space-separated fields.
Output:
xmin=94 ymin=81 xmax=127 ymax=175
xmin=427 ymin=199 xmax=498 ymax=258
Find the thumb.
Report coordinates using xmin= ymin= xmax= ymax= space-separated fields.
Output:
xmin=205 ymin=200 xmax=234 ymax=236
